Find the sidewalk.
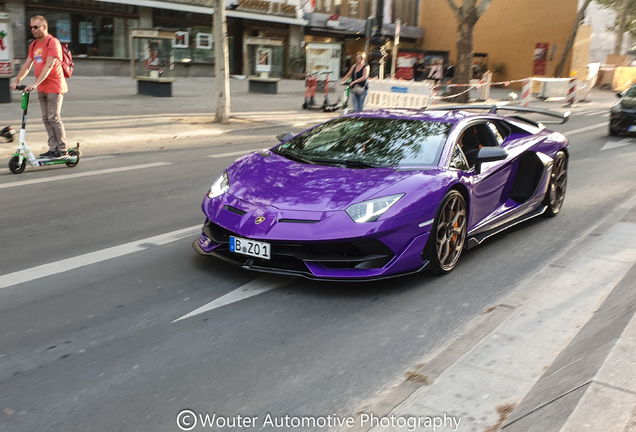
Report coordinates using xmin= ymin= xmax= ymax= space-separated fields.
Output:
xmin=0 ymin=76 xmax=617 ymax=160
xmin=351 ymin=196 xmax=636 ymax=432
xmin=0 ymin=76 xmax=302 ymax=159
xmin=1 ymin=76 xmax=633 ymax=432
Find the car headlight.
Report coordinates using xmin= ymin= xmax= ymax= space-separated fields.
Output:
xmin=207 ymin=171 xmax=230 ymax=198
xmin=346 ymin=194 xmax=404 ymax=223
xmin=611 ymin=103 xmax=623 ymax=114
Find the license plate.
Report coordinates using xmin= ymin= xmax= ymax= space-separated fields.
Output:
xmin=229 ymin=236 xmax=271 ymax=260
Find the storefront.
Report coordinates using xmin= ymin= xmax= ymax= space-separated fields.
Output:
xmin=305 ymin=13 xmax=422 ymax=78
xmin=9 ymin=0 xmax=306 ymax=77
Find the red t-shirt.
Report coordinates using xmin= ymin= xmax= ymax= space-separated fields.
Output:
xmin=28 ymin=34 xmax=68 ymax=94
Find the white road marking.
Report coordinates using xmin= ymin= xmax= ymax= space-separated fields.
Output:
xmin=0 ymin=162 xmax=171 ymax=190
xmin=0 ymin=225 xmax=200 ymax=290
xmin=583 ymin=110 xmax=608 ymax=117
xmin=84 ymin=155 xmax=118 ymax=161
xmin=602 ymin=138 xmax=633 ymax=151
xmin=563 ymin=122 xmax=607 ymax=136
xmin=173 ymin=275 xmax=292 ymax=322
xmin=208 ymin=150 xmax=261 ymax=158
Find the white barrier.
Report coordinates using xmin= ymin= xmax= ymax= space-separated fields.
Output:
xmin=365 ymin=75 xmax=591 ymax=110
xmin=366 ymin=79 xmax=437 ymax=109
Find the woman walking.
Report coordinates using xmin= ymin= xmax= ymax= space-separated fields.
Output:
xmin=341 ymin=52 xmax=370 ymax=112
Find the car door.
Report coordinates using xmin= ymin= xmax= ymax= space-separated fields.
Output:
xmin=457 ymin=121 xmax=515 ymax=231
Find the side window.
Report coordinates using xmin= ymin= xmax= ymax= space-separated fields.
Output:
xmin=450 ymin=143 xmax=469 ymax=171
xmin=458 ymin=124 xmax=491 ymax=168
xmin=487 ymin=121 xmax=511 ymax=145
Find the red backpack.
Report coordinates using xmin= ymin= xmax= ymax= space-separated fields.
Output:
xmin=31 ymin=36 xmax=74 ymax=78
xmin=58 ymin=40 xmax=74 ymax=78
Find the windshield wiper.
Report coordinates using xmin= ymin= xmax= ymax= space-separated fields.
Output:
xmin=309 ymin=157 xmax=380 ymax=168
xmin=272 ymin=148 xmax=317 ymax=165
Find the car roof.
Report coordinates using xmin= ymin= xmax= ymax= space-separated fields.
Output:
xmin=347 ymin=108 xmax=495 ymax=125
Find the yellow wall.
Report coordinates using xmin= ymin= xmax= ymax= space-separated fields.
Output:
xmin=419 ymin=0 xmax=580 ymax=86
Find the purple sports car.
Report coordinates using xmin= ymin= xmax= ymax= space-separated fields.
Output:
xmin=194 ymin=106 xmax=569 ymax=280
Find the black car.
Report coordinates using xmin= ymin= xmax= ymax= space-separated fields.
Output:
xmin=609 ymin=83 xmax=636 ymax=136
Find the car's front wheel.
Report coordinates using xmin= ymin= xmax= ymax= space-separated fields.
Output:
xmin=544 ymin=151 xmax=567 ymax=217
xmin=609 ymin=125 xmax=620 ymax=136
xmin=425 ymin=190 xmax=467 ymax=275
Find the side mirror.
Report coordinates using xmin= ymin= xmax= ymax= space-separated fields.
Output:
xmin=276 ymin=132 xmax=294 ymax=142
xmin=475 ymin=147 xmax=508 ymax=174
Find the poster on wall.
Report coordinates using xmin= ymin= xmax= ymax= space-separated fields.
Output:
xmin=0 ymin=20 xmax=13 ymax=76
xmin=56 ymin=20 xmax=71 ymax=43
xmin=306 ymin=42 xmax=341 ymax=83
xmin=174 ymin=31 xmax=189 ymax=48
xmin=79 ymin=22 xmax=93 ymax=44
xmin=196 ymin=33 xmax=212 ymax=50
xmin=395 ymin=52 xmax=419 ymax=80
xmin=533 ymin=42 xmax=549 ymax=76
xmin=256 ymin=48 xmax=272 ymax=73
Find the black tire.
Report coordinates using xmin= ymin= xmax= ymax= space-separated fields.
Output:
xmin=609 ymin=125 xmax=620 ymax=136
xmin=425 ymin=190 xmax=467 ymax=274
xmin=66 ymin=150 xmax=80 ymax=167
xmin=544 ymin=151 xmax=567 ymax=217
xmin=9 ymin=156 xmax=26 ymax=174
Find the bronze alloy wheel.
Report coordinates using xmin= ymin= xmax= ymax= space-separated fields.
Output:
xmin=545 ymin=151 xmax=567 ymax=217
xmin=427 ymin=190 xmax=467 ymax=274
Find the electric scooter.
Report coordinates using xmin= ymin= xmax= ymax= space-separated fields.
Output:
xmin=303 ymin=72 xmax=333 ymax=110
xmin=1 ymin=126 xmax=16 ymax=142
xmin=8 ymin=85 xmax=80 ymax=174
xmin=324 ymin=82 xmax=350 ymax=114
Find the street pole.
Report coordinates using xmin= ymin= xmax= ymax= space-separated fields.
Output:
xmin=368 ymin=0 xmax=387 ymax=78
xmin=213 ymin=0 xmax=231 ymax=123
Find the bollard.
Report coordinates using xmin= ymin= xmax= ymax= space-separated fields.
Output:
xmin=521 ymin=79 xmax=532 ymax=107
xmin=565 ymin=78 xmax=576 ymax=106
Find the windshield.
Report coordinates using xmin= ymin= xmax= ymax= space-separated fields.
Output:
xmin=625 ymin=85 xmax=636 ymax=98
xmin=275 ymin=117 xmax=452 ymax=167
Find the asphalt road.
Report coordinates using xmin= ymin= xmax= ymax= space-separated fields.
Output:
xmin=0 ymin=102 xmax=634 ymax=432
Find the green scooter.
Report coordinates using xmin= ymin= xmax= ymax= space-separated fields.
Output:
xmin=8 ymin=85 xmax=80 ymax=174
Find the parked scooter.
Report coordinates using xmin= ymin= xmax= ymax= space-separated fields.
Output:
xmin=324 ymin=82 xmax=350 ymax=114
xmin=1 ymin=126 xmax=16 ymax=142
xmin=303 ymin=72 xmax=333 ymax=110
xmin=8 ymin=85 xmax=80 ymax=174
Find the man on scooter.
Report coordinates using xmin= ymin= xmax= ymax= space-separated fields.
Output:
xmin=10 ymin=15 xmax=68 ymax=158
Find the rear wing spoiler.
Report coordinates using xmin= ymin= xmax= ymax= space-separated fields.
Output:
xmin=430 ymin=105 xmax=571 ymax=125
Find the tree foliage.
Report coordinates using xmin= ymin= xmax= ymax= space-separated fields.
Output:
xmin=596 ymin=0 xmax=636 ymax=38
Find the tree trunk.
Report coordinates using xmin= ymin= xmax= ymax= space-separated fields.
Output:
xmin=213 ymin=0 xmax=231 ymax=123
xmin=614 ymin=0 xmax=630 ymax=54
xmin=445 ymin=0 xmax=492 ymax=103
xmin=553 ymin=0 xmax=593 ymax=78
xmin=455 ymin=18 xmax=477 ymax=102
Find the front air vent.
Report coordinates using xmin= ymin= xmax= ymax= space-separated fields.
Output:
xmin=278 ymin=219 xmax=320 ymax=224
xmin=223 ymin=205 xmax=247 ymax=216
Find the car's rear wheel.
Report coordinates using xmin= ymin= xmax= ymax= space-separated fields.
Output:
xmin=544 ymin=150 xmax=567 ymax=217
xmin=425 ymin=190 xmax=467 ymax=274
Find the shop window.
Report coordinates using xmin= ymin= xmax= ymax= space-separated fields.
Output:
xmin=27 ymin=10 xmax=131 ymax=58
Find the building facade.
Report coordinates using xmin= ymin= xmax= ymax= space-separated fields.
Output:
xmin=417 ymin=0 xmax=582 ymax=86
xmin=1 ymin=0 xmax=422 ymax=78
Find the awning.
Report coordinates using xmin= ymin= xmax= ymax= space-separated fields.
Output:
xmin=95 ymin=0 xmax=308 ymax=25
